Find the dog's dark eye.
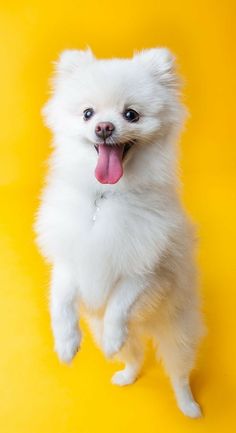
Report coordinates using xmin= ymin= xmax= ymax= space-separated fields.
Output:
xmin=123 ymin=109 xmax=140 ymax=123
xmin=83 ymin=108 xmax=94 ymax=120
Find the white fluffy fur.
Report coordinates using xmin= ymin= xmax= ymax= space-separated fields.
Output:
xmin=35 ymin=48 xmax=204 ymax=418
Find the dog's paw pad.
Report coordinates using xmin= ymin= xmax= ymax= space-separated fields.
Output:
xmin=111 ymin=369 xmax=136 ymax=386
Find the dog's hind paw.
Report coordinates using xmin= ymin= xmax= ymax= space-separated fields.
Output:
xmin=111 ymin=369 xmax=137 ymax=386
xmin=178 ymin=400 xmax=202 ymax=419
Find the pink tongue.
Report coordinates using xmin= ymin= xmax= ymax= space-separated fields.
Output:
xmin=95 ymin=144 xmax=124 ymax=184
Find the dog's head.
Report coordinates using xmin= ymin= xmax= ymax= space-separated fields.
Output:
xmin=43 ymin=48 xmax=184 ymax=184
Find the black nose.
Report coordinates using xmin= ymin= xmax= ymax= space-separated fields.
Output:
xmin=95 ymin=122 xmax=115 ymax=139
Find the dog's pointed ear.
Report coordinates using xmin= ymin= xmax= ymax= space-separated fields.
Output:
xmin=134 ymin=48 xmax=179 ymax=88
xmin=56 ymin=48 xmax=95 ymax=74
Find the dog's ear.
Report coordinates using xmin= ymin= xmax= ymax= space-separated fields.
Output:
xmin=134 ymin=48 xmax=179 ymax=88
xmin=56 ymin=48 xmax=95 ymax=74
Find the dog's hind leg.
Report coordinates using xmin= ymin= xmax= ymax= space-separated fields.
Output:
xmin=154 ymin=306 xmax=203 ymax=418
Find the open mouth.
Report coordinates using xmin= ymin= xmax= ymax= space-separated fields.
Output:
xmin=94 ymin=141 xmax=134 ymax=160
xmin=94 ymin=141 xmax=135 ymax=184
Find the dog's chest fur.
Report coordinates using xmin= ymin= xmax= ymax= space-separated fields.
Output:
xmin=55 ymin=187 xmax=170 ymax=310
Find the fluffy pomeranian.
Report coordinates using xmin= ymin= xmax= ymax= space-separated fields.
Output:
xmin=35 ymin=48 xmax=204 ymax=418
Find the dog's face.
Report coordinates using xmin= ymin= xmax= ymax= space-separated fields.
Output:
xmin=44 ymin=48 xmax=183 ymax=184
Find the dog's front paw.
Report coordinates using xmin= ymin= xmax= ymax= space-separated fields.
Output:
xmin=102 ymin=324 xmax=127 ymax=358
xmin=55 ymin=330 xmax=81 ymax=364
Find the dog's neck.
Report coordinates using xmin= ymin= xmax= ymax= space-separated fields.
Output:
xmin=92 ymin=190 xmax=122 ymax=222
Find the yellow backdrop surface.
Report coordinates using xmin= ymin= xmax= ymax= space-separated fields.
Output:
xmin=0 ymin=1 xmax=235 ymax=432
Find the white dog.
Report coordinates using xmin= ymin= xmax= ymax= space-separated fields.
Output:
xmin=35 ymin=48 xmax=204 ymax=418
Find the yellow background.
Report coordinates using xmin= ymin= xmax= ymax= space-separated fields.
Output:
xmin=0 ymin=1 xmax=236 ymax=432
